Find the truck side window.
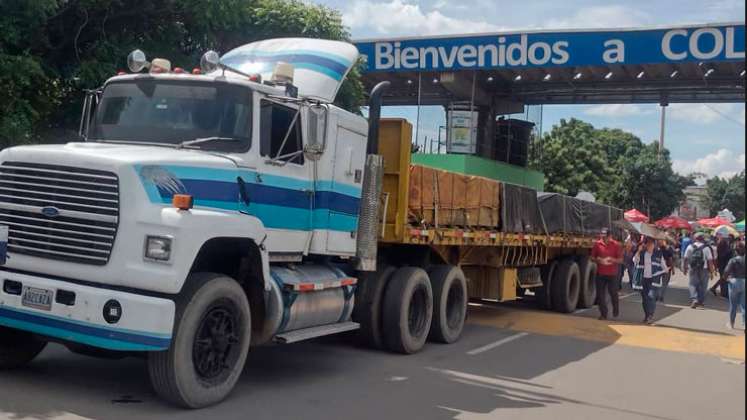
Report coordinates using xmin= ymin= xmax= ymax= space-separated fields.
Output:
xmin=260 ymin=100 xmax=304 ymax=164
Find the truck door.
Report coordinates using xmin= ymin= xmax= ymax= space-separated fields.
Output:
xmin=324 ymin=121 xmax=367 ymax=254
xmin=255 ymin=99 xmax=313 ymax=255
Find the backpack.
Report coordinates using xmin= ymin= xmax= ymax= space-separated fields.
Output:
xmin=689 ymin=244 xmax=706 ymax=270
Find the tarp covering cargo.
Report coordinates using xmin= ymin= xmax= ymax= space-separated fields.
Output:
xmin=501 ymin=184 xmax=547 ymax=234
xmin=408 ymin=165 xmax=500 ymax=228
xmin=537 ymin=193 xmax=584 ymax=234
xmin=538 ymin=192 xmax=623 ymax=235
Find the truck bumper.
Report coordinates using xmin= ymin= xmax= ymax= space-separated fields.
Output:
xmin=0 ymin=270 xmax=174 ymax=352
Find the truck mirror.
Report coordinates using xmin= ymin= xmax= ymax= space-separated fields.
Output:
xmin=303 ymin=104 xmax=327 ymax=161
xmin=78 ymin=89 xmax=100 ymax=140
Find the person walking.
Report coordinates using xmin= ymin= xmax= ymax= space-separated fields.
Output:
xmin=723 ymin=241 xmax=745 ymax=330
xmin=711 ymin=235 xmax=733 ymax=298
xmin=591 ymin=228 xmax=623 ymax=320
xmin=634 ymin=237 xmax=668 ymax=324
xmin=683 ymin=232 xmax=715 ymax=308
xmin=680 ymin=233 xmax=692 ymax=260
xmin=658 ymin=239 xmax=675 ymax=302
xmin=623 ymin=234 xmax=638 ymax=289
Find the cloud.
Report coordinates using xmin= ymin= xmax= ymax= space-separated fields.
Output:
xmin=545 ymin=5 xmax=652 ymax=29
xmin=673 ymin=148 xmax=746 ymax=179
xmin=343 ymin=0 xmax=503 ymax=36
xmin=669 ymin=103 xmax=744 ymax=125
xmin=584 ymin=104 xmax=653 ymax=118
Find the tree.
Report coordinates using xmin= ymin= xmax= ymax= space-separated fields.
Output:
xmin=701 ymin=171 xmax=746 ymax=220
xmin=531 ymin=118 xmax=693 ymax=219
xmin=530 ymin=118 xmax=614 ymax=198
xmin=0 ymin=0 xmax=364 ymax=147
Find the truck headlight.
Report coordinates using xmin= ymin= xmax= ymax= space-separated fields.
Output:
xmin=144 ymin=235 xmax=172 ymax=262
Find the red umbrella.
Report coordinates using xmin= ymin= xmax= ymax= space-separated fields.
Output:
xmin=655 ymin=215 xmax=692 ymax=230
xmin=697 ymin=216 xmax=732 ymax=228
xmin=624 ymin=209 xmax=649 ymax=223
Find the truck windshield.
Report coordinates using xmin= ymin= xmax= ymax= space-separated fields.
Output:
xmin=90 ymin=79 xmax=252 ymax=152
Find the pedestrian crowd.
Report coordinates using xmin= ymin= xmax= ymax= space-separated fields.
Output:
xmin=591 ymin=228 xmax=746 ymax=331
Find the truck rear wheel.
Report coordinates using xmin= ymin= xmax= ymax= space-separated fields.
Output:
xmin=536 ymin=261 xmax=557 ymax=310
xmin=148 ymin=273 xmax=251 ymax=409
xmin=382 ymin=267 xmax=433 ymax=354
xmin=0 ymin=327 xmax=47 ymax=369
xmin=577 ymin=257 xmax=597 ymax=309
xmin=551 ymin=259 xmax=580 ymax=313
xmin=428 ymin=265 xmax=467 ymax=344
xmin=353 ymin=265 xmax=396 ymax=349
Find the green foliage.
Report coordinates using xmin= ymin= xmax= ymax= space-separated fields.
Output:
xmin=530 ymin=118 xmax=694 ymax=219
xmin=701 ymin=171 xmax=746 ymax=220
xmin=0 ymin=0 xmax=364 ymax=146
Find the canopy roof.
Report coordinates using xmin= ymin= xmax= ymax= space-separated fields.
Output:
xmin=355 ymin=22 xmax=745 ymax=106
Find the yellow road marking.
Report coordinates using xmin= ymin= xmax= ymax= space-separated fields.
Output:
xmin=468 ymin=305 xmax=745 ymax=361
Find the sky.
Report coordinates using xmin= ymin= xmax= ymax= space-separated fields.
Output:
xmin=313 ymin=0 xmax=746 ymax=180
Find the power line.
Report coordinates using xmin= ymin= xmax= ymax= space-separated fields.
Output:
xmin=703 ymin=104 xmax=746 ymax=127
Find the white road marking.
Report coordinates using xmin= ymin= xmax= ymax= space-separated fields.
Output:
xmin=466 ymin=332 xmax=529 ymax=355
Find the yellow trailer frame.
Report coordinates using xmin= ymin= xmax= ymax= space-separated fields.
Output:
xmin=376 ymin=119 xmax=595 ymax=301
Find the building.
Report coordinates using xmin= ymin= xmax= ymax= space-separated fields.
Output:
xmin=674 ymin=185 xmax=709 ymax=220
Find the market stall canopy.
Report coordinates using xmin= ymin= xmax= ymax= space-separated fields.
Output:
xmin=624 ymin=209 xmax=650 ymax=223
xmin=714 ymin=225 xmax=740 ymax=237
xmin=655 ymin=215 xmax=692 ymax=230
xmin=697 ymin=216 xmax=732 ymax=228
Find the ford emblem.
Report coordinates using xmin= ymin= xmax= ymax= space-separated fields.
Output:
xmin=41 ymin=206 xmax=60 ymax=218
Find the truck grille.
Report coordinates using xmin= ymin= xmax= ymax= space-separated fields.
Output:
xmin=0 ymin=161 xmax=119 ymax=265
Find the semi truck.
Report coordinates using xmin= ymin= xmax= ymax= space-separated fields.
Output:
xmin=0 ymin=38 xmax=614 ymax=408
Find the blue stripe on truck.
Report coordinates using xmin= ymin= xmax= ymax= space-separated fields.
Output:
xmin=0 ymin=306 xmax=171 ymax=351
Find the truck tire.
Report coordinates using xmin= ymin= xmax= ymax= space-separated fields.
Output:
xmin=353 ymin=265 xmax=396 ymax=349
xmin=382 ymin=267 xmax=433 ymax=354
xmin=427 ymin=265 xmax=467 ymax=344
xmin=551 ymin=259 xmax=580 ymax=313
xmin=0 ymin=327 xmax=47 ymax=369
xmin=577 ymin=257 xmax=597 ymax=309
xmin=535 ymin=261 xmax=557 ymax=310
xmin=148 ymin=273 xmax=251 ymax=409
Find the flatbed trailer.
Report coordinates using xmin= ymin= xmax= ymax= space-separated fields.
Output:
xmin=353 ymin=118 xmax=602 ymax=350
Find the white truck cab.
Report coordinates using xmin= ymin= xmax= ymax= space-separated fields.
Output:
xmin=0 ymin=38 xmax=383 ymax=408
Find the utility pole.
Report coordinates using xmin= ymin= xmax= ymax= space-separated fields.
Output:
xmin=658 ymin=101 xmax=669 ymax=159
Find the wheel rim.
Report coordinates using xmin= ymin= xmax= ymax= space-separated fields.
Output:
xmin=193 ymin=299 xmax=241 ymax=383
xmin=445 ymin=282 xmax=465 ymax=330
xmin=408 ymin=286 xmax=428 ymax=339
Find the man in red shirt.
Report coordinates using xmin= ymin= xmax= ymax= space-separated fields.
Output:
xmin=591 ymin=228 xmax=624 ymax=320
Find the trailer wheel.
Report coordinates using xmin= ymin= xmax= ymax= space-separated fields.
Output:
xmin=428 ymin=265 xmax=467 ymax=344
xmin=382 ymin=267 xmax=433 ymax=354
xmin=148 ymin=273 xmax=251 ymax=409
xmin=551 ymin=259 xmax=580 ymax=313
xmin=353 ymin=265 xmax=396 ymax=349
xmin=577 ymin=257 xmax=597 ymax=309
xmin=535 ymin=260 xmax=557 ymax=310
xmin=0 ymin=327 xmax=47 ymax=369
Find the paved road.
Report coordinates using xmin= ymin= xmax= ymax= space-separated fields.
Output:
xmin=0 ymin=275 xmax=743 ymax=420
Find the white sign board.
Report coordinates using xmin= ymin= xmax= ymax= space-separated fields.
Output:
xmin=447 ymin=110 xmax=477 ymax=154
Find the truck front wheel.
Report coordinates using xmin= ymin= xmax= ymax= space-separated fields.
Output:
xmin=0 ymin=327 xmax=47 ymax=369
xmin=148 ymin=273 xmax=251 ymax=409
xmin=382 ymin=267 xmax=433 ymax=354
xmin=428 ymin=265 xmax=467 ymax=344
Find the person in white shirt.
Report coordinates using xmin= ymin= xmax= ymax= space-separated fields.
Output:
xmin=683 ymin=232 xmax=715 ymax=308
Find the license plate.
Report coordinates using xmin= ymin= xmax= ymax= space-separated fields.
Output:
xmin=22 ymin=287 xmax=54 ymax=311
